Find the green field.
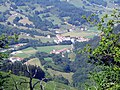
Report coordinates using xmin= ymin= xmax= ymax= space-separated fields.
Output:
xmin=13 ymin=47 xmax=37 ymax=58
xmin=37 ymin=45 xmax=71 ymax=53
xmin=13 ymin=45 xmax=71 ymax=58
xmin=45 ymin=81 xmax=76 ymax=90
xmin=14 ymin=53 xmax=30 ymax=58
xmin=44 ymin=58 xmax=53 ymax=62
xmin=62 ymin=31 xmax=96 ymax=38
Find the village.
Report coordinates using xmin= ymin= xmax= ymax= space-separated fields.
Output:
xmin=54 ymin=34 xmax=90 ymax=44
xmin=0 ymin=29 xmax=91 ymax=63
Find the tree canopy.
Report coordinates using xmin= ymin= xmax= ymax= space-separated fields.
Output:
xmin=83 ymin=10 xmax=120 ymax=90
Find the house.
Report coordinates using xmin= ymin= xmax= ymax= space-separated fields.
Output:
xmin=47 ymin=35 xmax=51 ymax=38
xmin=50 ymin=48 xmax=69 ymax=54
xmin=77 ymin=37 xmax=90 ymax=42
xmin=9 ymin=57 xmax=24 ymax=62
xmin=80 ymin=27 xmax=87 ymax=31
xmin=14 ymin=43 xmax=27 ymax=48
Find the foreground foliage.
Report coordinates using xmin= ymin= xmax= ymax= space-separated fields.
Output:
xmin=84 ymin=10 xmax=120 ymax=90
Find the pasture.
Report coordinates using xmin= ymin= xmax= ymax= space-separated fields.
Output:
xmin=36 ymin=45 xmax=71 ymax=53
xmin=26 ymin=58 xmax=42 ymax=67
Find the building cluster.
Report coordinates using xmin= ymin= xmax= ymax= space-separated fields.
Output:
xmin=0 ymin=43 xmax=27 ymax=63
xmin=50 ymin=48 xmax=71 ymax=55
xmin=13 ymin=43 xmax=27 ymax=48
xmin=54 ymin=34 xmax=90 ymax=44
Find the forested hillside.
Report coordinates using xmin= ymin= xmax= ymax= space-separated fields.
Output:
xmin=0 ymin=0 xmax=120 ymax=90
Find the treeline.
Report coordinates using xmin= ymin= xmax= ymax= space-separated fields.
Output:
xmin=1 ymin=60 xmax=45 ymax=80
xmin=34 ymin=52 xmax=71 ymax=73
xmin=71 ymin=36 xmax=100 ymax=89
xmin=0 ymin=24 xmax=54 ymax=37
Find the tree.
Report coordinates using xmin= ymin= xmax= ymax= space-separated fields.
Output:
xmin=0 ymin=34 xmax=18 ymax=89
xmin=83 ymin=10 xmax=120 ymax=89
xmin=20 ymin=65 xmax=46 ymax=90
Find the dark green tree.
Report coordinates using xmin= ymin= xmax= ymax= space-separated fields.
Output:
xmin=0 ymin=34 xmax=18 ymax=89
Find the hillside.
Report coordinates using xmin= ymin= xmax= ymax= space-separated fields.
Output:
xmin=0 ymin=0 xmax=120 ymax=90
xmin=1 ymin=72 xmax=76 ymax=90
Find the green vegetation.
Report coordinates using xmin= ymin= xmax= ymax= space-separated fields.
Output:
xmin=0 ymin=0 xmax=120 ymax=90
xmin=44 ymin=58 xmax=53 ymax=62
xmin=83 ymin=10 xmax=120 ymax=89
xmin=1 ymin=72 xmax=76 ymax=90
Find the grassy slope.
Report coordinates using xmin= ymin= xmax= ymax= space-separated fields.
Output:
xmin=26 ymin=58 xmax=43 ymax=67
xmin=1 ymin=72 xmax=76 ymax=90
xmin=47 ymin=68 xmax=74 ymax=83
xmin=25 ymin=58 xmax=74 ymax=84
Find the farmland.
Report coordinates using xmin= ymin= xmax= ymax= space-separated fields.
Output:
xmin=36 ymin=45 xmax=71 ymax=53
xmin=12 ymin=45 xmax=72 ymax=58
